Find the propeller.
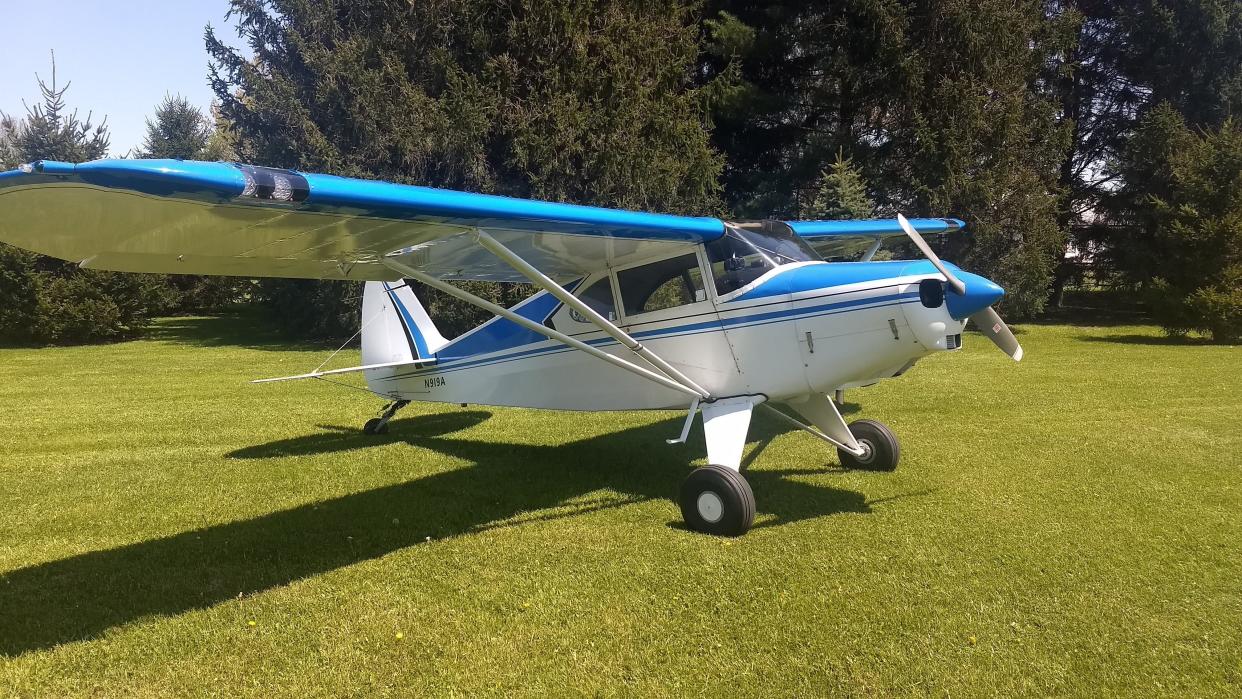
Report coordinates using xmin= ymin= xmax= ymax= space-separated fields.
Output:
xmin=896 ymin=214 xmax=966 ymax=295
xmin=968 ymin=306 xmax=1024 ymax=361
xmin=895 ymin=213 xmax=1023 ymax=362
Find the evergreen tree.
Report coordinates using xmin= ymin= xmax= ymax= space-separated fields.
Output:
xmin=135 ymin=96 xmax=251 ymax=313
xmin=806 ymin=151 xmax=874 ymax=220
xmin=135 ymin=94 xmax=212 ymax=159
xmin=1046 ymin=0 xmax=1242 ymax=307
xmin=205 ymin=0 xmax=723 ymax=339
xmin=1109 ymin=106 xmax=1242 ymax=341
xmin=0 ymin=56 xmax=168 ymax=345
xmin=4 ymin=58 xmax=110 ymax=164
xmin=701 ymin=0 xmax=1071 ymax=317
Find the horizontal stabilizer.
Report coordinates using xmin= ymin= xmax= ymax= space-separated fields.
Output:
xmin=252 ymin=358 xmax=436 ymax=384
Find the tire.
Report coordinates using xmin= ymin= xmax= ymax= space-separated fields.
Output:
xmin=679 ymin=465 xmax=756 ymax=537
xmin=837 ymin=419 xmax=900 ymax=471
xmin=363 ymin=417 xmax=387 ymax=435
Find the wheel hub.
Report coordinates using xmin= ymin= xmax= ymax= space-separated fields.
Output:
xmin=696 ymin=491 xmax=724 ymax=523
xmin=856 ymin=439 xmax=874 ymax=463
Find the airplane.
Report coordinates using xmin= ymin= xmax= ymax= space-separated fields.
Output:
xmin=0 ymin=159 xmax=1022 ymax=536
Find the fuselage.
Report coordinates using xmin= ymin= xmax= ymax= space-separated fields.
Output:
xmin=364 ymin=255 xmax=1002 ymax=411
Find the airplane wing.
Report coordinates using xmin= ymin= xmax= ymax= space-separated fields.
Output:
xmin=0 ymin=159 xmax=724 ymax=282
xmin=785 ymin=217 xmax=965 ymax=259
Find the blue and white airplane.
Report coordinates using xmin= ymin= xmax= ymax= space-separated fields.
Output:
xmin=0 ymin=159 xmax=1022 ymax=536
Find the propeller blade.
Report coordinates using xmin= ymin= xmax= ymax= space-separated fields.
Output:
xmin=896 ymin=213 xmax=967 ymax=295
xmin=969 ymin=306 xmax=1023 ymax=361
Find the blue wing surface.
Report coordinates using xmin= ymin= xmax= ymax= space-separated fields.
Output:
xmin=0 ymin=159 xmax=966 ymax=280
xmin=0 ymin=159 xmax=722 ymax=281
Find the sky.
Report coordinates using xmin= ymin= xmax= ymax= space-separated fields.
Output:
xmin=1 ymin=1 xmax=247 ymax=157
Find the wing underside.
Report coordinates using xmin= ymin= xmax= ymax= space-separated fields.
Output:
xmin=0 ymin=160 xmax=965 ymax=280
xmin=0 ymin=160 xmax=721 ymax=282
xmin=785 ymin=218 xmax=965 ymax=258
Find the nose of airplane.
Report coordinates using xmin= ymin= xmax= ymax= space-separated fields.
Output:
xmin=944 ymin=271 xmax=1005 ymax=320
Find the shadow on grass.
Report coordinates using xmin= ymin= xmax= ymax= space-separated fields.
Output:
xmin=0 ymin=409 xmax=871 ymax=656
xmin=146 ymin=311 xmax=343 ymax=352
xmin=1028 ymin=308 xmax=1150 ymax=328
xmin=1074 ymin=333 xmax=1219 ymax=346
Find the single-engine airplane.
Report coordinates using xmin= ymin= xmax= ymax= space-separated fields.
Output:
xmin=0 ymin=159 xmax=1022 ymax=535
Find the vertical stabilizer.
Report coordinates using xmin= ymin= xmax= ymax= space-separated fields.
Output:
xmin=361 ymin=281 xmax=449 ymax=365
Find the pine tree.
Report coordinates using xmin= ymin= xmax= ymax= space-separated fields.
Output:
xmin=701 ymin=0 xmax=1071 ymax=318
xmin=205 ymin=0 xmax=723 ymax=339
xmin=5 ymin=56 xmax=110 ymax=164
xmin=0 ymin=55 xmax=168 ymax=345
xmin=135 ymin=94 xmax=211 ymax=159
xmin=806 ymin=152 xmax=874 ymax=220
xmin=1109 ymin=106 xmax=1242 ymax=342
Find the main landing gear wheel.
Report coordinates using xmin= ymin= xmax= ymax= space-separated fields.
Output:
xmin=838 ymin=419 xmax=900 ymax=471
xmin=679 ymin=465 xmax=756 ymax=537
xmin=362 ymin=417 xmax=389 ymax=435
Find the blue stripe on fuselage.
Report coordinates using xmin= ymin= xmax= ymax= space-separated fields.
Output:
xmin=381 ymin=286 xmax=918 ymax=381
xmin=734 ymin=260 xmax=956 ymax=301
xmin=435 ymin=280 xmax=582 ymax=362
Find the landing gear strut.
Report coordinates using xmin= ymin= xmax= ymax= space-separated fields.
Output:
xmin=838 ymin=419 xmax=901 ymax=471
xmin=363 ymin=399 xmax=410 ymax=435
xmin=679 ymin=465 xmax=756 ymax=536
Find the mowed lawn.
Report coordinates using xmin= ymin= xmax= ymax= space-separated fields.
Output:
xmin=0 ymin=313 xmax=1238 ymax=697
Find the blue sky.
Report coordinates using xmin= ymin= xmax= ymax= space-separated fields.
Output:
xmin=2 ymin=1 xmax=246 ymax=157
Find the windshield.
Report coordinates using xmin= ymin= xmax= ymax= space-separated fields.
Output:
xmin=729 ymin=220 xmax=821 ymax=265
xmin=705 ymin=221 xmax=820 ymax=295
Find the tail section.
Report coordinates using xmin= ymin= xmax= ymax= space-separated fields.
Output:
xmin=361 ymin=281 xmax=449 ymax=365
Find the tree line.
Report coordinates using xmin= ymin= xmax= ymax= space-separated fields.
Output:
xmin=2 ymin=0 xmax=1239 ymax=344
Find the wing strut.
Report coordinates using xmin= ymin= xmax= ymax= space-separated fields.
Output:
xmin=380 ymin=258 xmax=703 ymax=400
xmin=472 ymin=230 xmax=714 ymax=400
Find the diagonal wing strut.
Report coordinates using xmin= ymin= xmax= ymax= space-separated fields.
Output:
xmin=471 ymin=230 xmax=714 ymax=400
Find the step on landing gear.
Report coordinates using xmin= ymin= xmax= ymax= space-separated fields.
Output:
xmin=363 ymin=399 xmax=410 ymax=435
xmin=679 ymin=465 xmax=756 ymax=537
xmin=837 ymin=419 xmax=901 ymax=471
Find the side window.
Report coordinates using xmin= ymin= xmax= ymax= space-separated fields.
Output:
xmin=617 ymin=254 xmax=706 ymax=317
xmin=569 ymin=277 xmax=617 ymax=322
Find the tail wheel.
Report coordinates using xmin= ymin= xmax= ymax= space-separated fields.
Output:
xmin=838 ymin=419 xmax=900 ymax=471
xmin=679 ymin=465 xmax=755 ymax=537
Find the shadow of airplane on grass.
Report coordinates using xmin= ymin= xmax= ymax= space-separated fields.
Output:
xmin=0 ymin=409 xmax=875 ymax=657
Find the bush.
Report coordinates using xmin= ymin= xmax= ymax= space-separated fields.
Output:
xmin=1186 ymin=267 xmax=1242 ymax=343
xmin=0 ymin=244 xmax=172 ymax=346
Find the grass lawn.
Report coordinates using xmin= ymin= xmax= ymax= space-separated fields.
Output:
xmin=0 ymin=313 xmax=1238 ymax=697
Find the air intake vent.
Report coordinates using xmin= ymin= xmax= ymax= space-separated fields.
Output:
xmin=946 ymin=333 xmax=962 ymax=350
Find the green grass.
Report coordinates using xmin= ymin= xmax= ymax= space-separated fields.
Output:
xmin=0 ymin=313 xmax=1238 ymax=697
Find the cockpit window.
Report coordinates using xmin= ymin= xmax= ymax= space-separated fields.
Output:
xmin=617 ymin=253 xmax=706 ymax=316
xmin=568 ymin=277 xmax=617 ymax=322
xmin=705 ymin=220 xmax=820 ymax=295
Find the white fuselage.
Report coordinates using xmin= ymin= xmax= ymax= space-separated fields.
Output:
xmin=364 ymin=260 xmax=966 ymax=411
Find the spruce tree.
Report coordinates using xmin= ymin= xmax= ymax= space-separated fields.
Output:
xmin=0 ymin=56 xmax=168 ymax=345
xmin=206 ymin=0 xmax=723 ymax=339
xmin=700 ymin=0 xmax=1072 ymax=318
xmin=135 ymin=94 xmax=211 ymax=159
xmin=806 ymin=151 xmax=874 ymax=220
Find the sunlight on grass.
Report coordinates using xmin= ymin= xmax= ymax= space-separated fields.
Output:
xmin=0 ymin=314 xmax=1238 ymax=696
